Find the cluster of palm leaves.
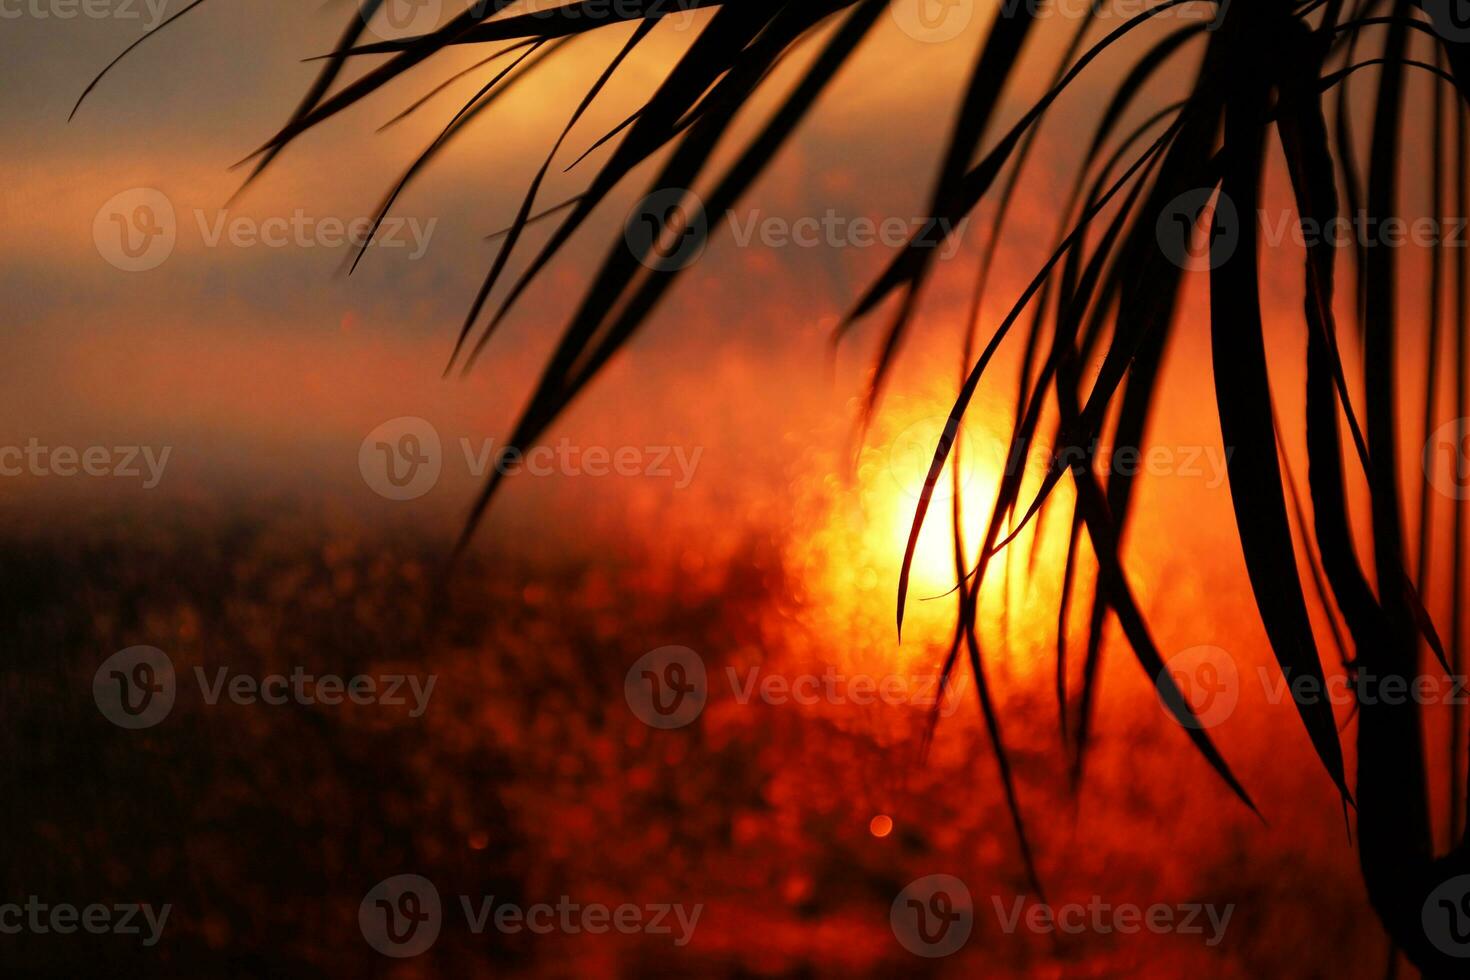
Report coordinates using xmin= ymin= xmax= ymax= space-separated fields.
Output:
xmin=78 ymin=0 xmax=1470 ymax=971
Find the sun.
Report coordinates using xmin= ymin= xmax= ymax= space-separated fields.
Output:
xmin=777 ymin=398 xmax=1020 ymax=674
xmin=873 ymin=411 xmax=1003 ymax=598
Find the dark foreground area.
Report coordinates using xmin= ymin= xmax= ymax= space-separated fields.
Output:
xmin=0 ymin=499 xmax=1397 ymax=976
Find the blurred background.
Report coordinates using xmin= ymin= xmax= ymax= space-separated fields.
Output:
xmin=0 ymin=0 xmax=1448 ymax=974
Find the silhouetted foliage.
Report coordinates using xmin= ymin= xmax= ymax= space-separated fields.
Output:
xmin=78 ymin=0 xmax=1470 ymax=971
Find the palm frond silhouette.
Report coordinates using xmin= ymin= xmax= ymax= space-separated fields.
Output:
xmin=77 ymin=0 xmax=1470 ymax=970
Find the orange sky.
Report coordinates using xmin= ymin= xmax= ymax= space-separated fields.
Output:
xmin=4 ymin=2 xmax=1465 ymax=850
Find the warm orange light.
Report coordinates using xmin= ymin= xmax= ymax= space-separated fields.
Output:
xmin=778 ymin=400 xmax=1007 ymax=662
xmin=869 ymin=814 xmax=894 ymax=838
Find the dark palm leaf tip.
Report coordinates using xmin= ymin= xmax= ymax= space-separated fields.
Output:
xmin=329 ymin=0 xmax=729 ymax=57
xmin=929 ymin=5 xmax=1458 ymax=743
xmin=342 ymin=36 xmax=568 ymax=279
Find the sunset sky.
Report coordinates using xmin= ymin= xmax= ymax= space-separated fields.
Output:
xmin=6 ymin=0 xmax=1460 ymax=788
xmin=4 ymin=3 xmax=1467 ymax=973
